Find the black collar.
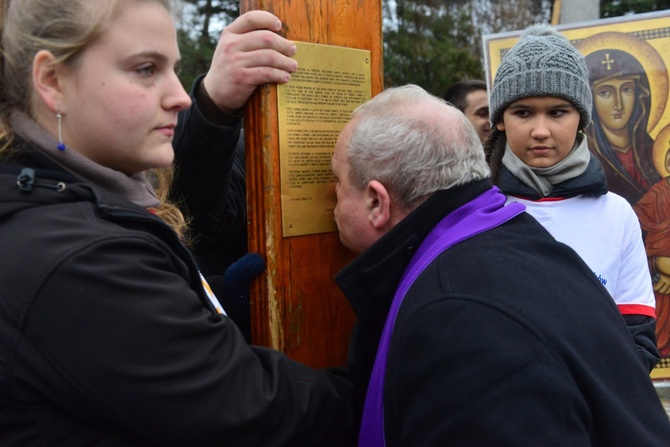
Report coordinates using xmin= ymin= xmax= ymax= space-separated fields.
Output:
xmin=499 ymin=154 xmax=608 ymax=200
xmin=336 ymin=180 xmax=492 ymax=319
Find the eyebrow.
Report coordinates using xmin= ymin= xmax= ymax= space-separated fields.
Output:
xmin=507 ymin=101 xmax=574 ymax=110
xmin=129 ymin=51 xmax=175 ymax=65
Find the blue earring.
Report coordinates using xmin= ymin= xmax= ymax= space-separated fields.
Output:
xmin=56 ymin=110 xmax=66 ymax=151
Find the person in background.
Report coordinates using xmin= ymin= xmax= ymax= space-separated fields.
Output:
xmin=0 ymin=1 xmax=354 ymax=445
xmin=443 ymin=79 xmax=491 ymax=147
xmin=331 ymin=83 xmax=670 ymax=446
xmin=486 ymin=24 xmax=660 ymax=372
xmin=171 ymin=10 xmax=298 ymax=341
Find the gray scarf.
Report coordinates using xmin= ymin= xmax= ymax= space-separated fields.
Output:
xmin=502 ymin=133 xmax=591 ymax=197
xmin=10 ymin=111 xmax=160 ymax=208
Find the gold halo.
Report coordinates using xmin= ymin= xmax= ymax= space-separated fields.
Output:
xmin=575 ymin=31 xmax=668 ymax=132
xmin=652 ymin=124 xmax=670 ymax=176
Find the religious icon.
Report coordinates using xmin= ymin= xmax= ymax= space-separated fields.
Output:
xmin=576 ymin=31 xmax=670 ymax=369
xmin=577 ymin=34 xmax=666 ymax=205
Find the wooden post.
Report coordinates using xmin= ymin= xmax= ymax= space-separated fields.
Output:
xmin=240 ymin=0 xmax=383 ymax=368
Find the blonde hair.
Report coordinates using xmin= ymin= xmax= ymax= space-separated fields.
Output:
xmin=0 ymin=0 xmax=189 ymax=240
xmin=150 ymin=166 xmax=191 ymax=243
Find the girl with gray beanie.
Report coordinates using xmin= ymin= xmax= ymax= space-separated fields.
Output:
xmin=486 ymin=24 xmax=660 ymax=372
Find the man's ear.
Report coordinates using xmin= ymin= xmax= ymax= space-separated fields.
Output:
xmin=32 ymin=50 xmax=64 ymax=113
xmin=367 ymin=180 xmax=392 ymax=230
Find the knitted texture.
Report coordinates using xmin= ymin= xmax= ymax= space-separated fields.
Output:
xmin=490 ymin=24 xmax=592 ymax=128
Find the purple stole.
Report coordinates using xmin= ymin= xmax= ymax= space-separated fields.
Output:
xmin=358 ymin=186 xmax=525 ymax=446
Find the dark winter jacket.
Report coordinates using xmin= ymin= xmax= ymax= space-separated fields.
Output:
xmin=172 ymin=76 xmax=255 ymax=340
xmin=172 ymin=75 xmax=248 ymax=277
xmin=337 ymin=180 xmax=670 ymax=446
xmin=0 ymin=145 xmax=354 ymax=446
xmin=498 ymin=155 xmax=661 ymax=372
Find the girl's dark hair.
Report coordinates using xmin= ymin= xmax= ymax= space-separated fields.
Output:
xmin=485 ymin=126 xmax=507 ymax=185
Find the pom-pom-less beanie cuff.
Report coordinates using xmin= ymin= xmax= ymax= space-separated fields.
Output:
xmin=490 ymin=68 xmax=592 ymax=128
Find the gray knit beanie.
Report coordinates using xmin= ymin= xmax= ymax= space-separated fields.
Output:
xmin=489 ymin=24 xmax=592 ymax=129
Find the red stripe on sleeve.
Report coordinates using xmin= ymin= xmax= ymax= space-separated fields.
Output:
xmin=617 ymin=304 xmax=656 ymax=318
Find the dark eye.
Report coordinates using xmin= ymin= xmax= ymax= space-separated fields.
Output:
xmin=514 ymin=110 xmax=530 ymax=118
xmin=136 ymin=64 xmax=156 ymax=77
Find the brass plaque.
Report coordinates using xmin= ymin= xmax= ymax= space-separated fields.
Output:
xmin=277 ymin=42 xmax=371 ymax=237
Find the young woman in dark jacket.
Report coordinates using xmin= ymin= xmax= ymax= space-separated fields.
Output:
xmin=0 ymin=1 xmax=354 ymax=445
